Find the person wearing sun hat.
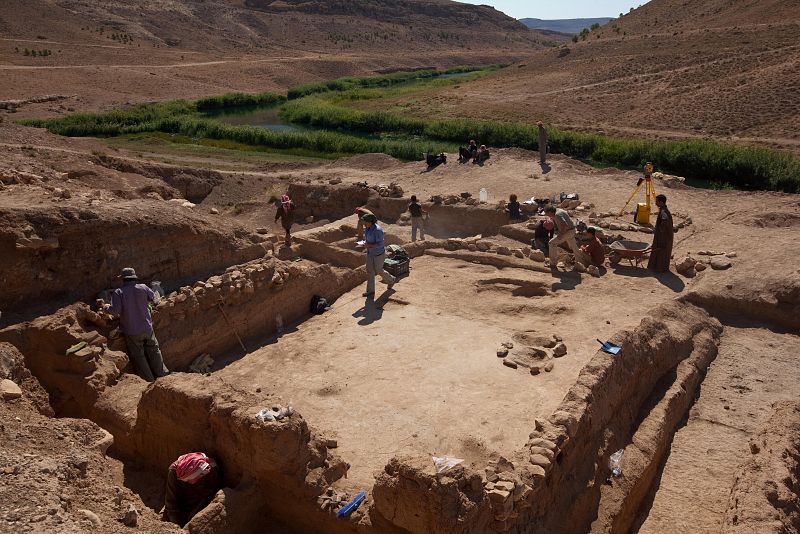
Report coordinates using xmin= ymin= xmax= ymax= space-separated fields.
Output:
xmin=163 ymin=452 xmax=221 ymax=527
xmin=357 ymin=213 xmax=396 ymax=296
xmin=99 ymin=267 xmax=169 ymax=382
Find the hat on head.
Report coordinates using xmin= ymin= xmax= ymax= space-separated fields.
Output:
xmin=121 ymin=267 xmax=138 ymax=280
xmin=360 ymin=213 xmax=377 ymax=223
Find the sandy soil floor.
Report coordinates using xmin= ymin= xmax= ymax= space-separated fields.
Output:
xmin=216 ymin=250 xmax=689 ymax=488
xmin=636 ymin=323 xmax=800 ymax=533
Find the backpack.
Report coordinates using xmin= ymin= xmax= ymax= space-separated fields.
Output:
xmin=310 ymin=295 xmax=329 ymax=315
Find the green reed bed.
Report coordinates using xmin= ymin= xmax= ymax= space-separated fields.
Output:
xmin=286 ymin=64 xmax=506 ymax=100
xmin=280 ymin=97 xmax=800 ymax=192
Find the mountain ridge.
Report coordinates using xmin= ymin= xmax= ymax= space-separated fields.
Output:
xmin=520 ymin=17 xmax=613 ymax=34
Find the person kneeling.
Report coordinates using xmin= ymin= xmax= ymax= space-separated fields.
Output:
xmin=578 ymin=227 xmax=605 ymax=267
xmin=164 ymin=452 xmax=221 ymax=527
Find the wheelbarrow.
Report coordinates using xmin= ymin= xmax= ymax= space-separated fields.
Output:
xmin=608 ymin=240 xmax=651 ymax=268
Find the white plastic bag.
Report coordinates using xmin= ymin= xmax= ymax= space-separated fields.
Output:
xmin=256 ymin=409 xmax=275 ymax=422
xmin=432 ymin=455 xmax=464 ymax=475
xmin=609 ymin=449 xmax=624 ymax=477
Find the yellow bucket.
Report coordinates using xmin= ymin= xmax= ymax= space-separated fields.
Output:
xmin=635 ymin=203 xmax=650 ymax=224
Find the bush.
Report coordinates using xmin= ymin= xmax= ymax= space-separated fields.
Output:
xmin=195 ymin=92 xmax=285 ymax=111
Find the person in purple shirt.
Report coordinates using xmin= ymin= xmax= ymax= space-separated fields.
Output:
xmin=358 ymin=214 xmax=396 ymax=296
xmin=100 ymin=267 xmax=169 ymax=382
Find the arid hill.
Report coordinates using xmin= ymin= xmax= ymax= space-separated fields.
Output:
xmin=413 ymin=0 xmax=800 ymax=154
xmin=0 ymin=0 xmax=563 ymax=113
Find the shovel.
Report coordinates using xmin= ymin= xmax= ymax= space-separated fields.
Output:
xmin=597 ymin=339 xmax=621 ymax=355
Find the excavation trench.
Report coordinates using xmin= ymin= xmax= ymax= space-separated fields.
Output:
xmin=2 ymin=186 xmax=798 ymax=532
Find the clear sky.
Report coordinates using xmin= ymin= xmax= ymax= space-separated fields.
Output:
xmin=456 ymin=1 xmax=649 ymax=20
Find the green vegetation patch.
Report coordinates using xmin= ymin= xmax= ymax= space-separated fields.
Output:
xmin=21 ymin=67 xmax=800 ymax=192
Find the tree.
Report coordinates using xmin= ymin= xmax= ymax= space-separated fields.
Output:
xmin=590 ymin=23 xmax=600 ymax=31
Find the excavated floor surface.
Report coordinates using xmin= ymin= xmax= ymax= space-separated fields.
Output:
xmin=216 ymin=254 xmax=687 ymax=487
xmin=636 ymin=323 xmax=800 ymax=533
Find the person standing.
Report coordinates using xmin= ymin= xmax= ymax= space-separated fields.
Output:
xmin=163 ymin=452 xmax=221 ymax=527
xmin=647 ymin=194 xmax=674 ymax=272
xmin=358 ymin=213 xmax=396 ymax=296
xmin=408 ymin=195 xmax=427 ymax=241
xmin=545 ymin=206 xmax=580 ymax=270
xmin=537 ymin=121 xmax=548 ymax=165
xmin=274 ymin=194 xmax=294 ymax=247
xmin=100 ymin=267 xmax=169 ymax=382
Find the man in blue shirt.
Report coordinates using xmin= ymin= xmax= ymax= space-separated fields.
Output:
xmin=359 ymin=214 xmax=396 ymax=296
xmin=101 ymin=267 xmax=169 ymax=382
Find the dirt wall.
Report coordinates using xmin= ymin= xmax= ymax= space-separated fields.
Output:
xmin=723 ymin=400 xmax=800 ymax=534
xmin=288 ymin=183 xmax=375 ymax=222
xmin=0 ymin=206 xmax=266 ymax=325
xmin=369 ymin=299 xmax=722 ymax=533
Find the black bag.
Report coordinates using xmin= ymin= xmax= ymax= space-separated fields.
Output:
xmin=310 ymin=295 xmax=329 ymax=315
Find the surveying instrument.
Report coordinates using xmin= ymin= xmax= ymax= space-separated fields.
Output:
xmin=619 ymin=162 xmax=658 ymax=224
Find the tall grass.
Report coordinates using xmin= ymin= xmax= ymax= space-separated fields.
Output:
xmin=280 ymin=98 xmax=800 ymax=192
xmin=195 ymin=92 xmax=285 ymax=111
xmin=21 ymin=76 xmax=800 ymax=192
xmin=26 ymin=111 xmax=454 ymax=161
xmin=286 ymin=64 xmax=506 ymax=99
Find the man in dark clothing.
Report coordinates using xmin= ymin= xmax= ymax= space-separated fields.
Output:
xmin=274 ymin=194 xmax=294 ymax=247
xmin=458 ymin=140 xmax=477 ymax=163
xmin=473 ymin=144 xmax=489 ymax=164
xmin=647 ymin=194 xmax=674 ymax=272
xmin=537 ymin=121 xmax=548 ymax=165
xmin=164 ymin=452 xmax=221 ymax=527
xmin=100 ymin=267 xmax=168 ymax=382
xmin=408 ymin=195 xmax=427 ymax=242
xmin=506 ymin=194 xmax=523 ymax=221
xmin=532 ymin=219 xmax=554 ymax=255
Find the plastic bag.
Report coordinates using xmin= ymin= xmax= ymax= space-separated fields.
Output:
xmin=256 ymin=409 xmax=275 ymax=422
xmin=432 ymin=455 xmax=464 ymax=475
xmin=609 ymin=449 xmax=624 ymax=477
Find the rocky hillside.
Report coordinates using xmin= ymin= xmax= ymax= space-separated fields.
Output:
xmin=426 ymin=0 xmax=800 ymax=153
xmin=2 ymin=0 xmax=551 ymax=54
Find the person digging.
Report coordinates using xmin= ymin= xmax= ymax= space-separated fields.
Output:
xmin=357 ymin=213 xmax=396 ymax=296
xmin=544 ymin=206 xmax=581 ymax=272
xmin=163 ymin=452 xmax=221 ymax=527
xmin=99 ymin=267 xmax=169 ymax=382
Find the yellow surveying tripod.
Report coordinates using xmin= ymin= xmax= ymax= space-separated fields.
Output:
xmin=619 ymin=162 xmax=658 ymax=224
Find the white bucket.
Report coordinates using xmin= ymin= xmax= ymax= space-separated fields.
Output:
xmin=479 ymin=188 xmax=488 ymax=203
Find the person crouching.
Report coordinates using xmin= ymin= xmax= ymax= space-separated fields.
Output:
xmin=163 ymin=452 xmax=221 ymax=527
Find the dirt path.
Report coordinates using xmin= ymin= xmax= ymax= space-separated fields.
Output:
xmin=636 ymin=325 xmax=800 ymax=533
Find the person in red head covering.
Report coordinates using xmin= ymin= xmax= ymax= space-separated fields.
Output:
xmin=163 ymin=452 xmax=221 ymax=527
xmin=274 ymin=194 xmax=295 ymax=247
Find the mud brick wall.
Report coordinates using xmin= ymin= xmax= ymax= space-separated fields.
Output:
xmin=152 ymin=257 xmax=365 ymax=369
xmin=371 ymin=300 xmax=723 ymax=534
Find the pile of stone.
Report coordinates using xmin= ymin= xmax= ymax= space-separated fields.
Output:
xmin=497 ymin=336 xmax=567 ymax=375
xmin=484 ymin=457 xmax=535 ymax=525
xmin=675 ymin=251 xmax=735 ymax=277
xmin=373 ymin=182 xmax=403 ymax=198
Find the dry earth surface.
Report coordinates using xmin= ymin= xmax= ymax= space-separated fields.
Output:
xmin=374 ymin=0 xmax=800 ymax=154
xmin=2 ymin=0 xmax=800 ymax=532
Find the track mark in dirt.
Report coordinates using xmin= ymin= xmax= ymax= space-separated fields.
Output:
xmin=476 ymin=277 xmax=550 ymax=297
